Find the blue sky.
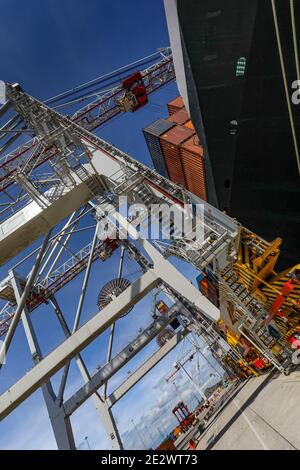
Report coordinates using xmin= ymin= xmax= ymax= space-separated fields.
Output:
xmin=0 ymin=0 xmax=224 ymax=450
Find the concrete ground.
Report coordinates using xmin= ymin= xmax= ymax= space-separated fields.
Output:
xmin=196 ymin=368 xmax=300 ymax=450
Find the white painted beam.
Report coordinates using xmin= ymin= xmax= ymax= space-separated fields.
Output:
xmin=63 ymin=303 xmax=182 ymax=416
xmin=106 ymin=329 xmax=189 ymax=408
xmin=0 ymin=271 xmax=158 ymax=420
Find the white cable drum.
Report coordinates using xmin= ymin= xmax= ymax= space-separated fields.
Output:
xmin=97 ymin=277 xmax=132 ymax=317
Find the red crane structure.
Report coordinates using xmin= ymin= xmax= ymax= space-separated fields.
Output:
xmin=172 ymin=401 xmax=194 ymax=432
xmin=0 ymin=49 xmax=175 ymax=193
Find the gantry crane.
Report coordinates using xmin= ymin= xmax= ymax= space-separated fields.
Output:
xmin=0 ymin=48 xmax=299 ymax=451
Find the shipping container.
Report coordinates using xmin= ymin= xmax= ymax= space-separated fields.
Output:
xmin=160 ymin=126 xmax=195 ymax=186
xmin=143 ymin=119 xmax=175 ymax=178
xmin=181 ymin=154 xmax=207 ymax=199
xmin=160 ymin=125 xmax=195 ymax=146
xmin=143 ymin=119 xmax=175 ymax=137
xmin=181 ymin=134 xmax=203 ymax=156
xmin=180 ymin=135 xmax=207 ymax=200
xmin=167 ymin=96 xmax=185 ymax=115
xmin=184 ymin=119 xmax=195 ymax=130
xmin=167 ymin=108 xmax=189 ymax=125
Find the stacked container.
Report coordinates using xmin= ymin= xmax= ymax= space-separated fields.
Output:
xmin=167 ymin=96 xmax=185 ymax=115
xmin=167 ymin=108 xmax=189 ymax=125
xmin=143 ymin=96 xmax=207 ymax=201
xmin=159 ymin=125 xmax=194 ymax=186
xmin=184 ymin=119 xmax=195 ymax=130
xmin=180 ymin=134 xmax=207 ymax=200
xmin=142 ymin=119 xmax=175 ymax=178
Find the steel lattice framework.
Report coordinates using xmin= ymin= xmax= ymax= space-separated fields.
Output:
xmin=0 ymin=49 xmax=174 ymax=193
xmin=0 ymin=50 xmax=294 ymax=451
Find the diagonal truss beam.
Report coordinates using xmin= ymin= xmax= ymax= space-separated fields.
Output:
xmin=63 ymin=302 xmax=183 ymax=416
xmin=0 ymin=230 xmax=51 ymax=365
xmin=106 ymin=329 xmax=189 ymax=408
xmin=0 ymin=271 xmax=158 ymax=420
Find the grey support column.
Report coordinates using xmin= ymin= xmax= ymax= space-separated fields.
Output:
xmin=50 ymin=296 xmax=123 ymax=450
xmin=10 ymin=274 xmax=76 ymax=450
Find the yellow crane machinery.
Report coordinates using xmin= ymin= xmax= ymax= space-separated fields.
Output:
xmin=215 ymin=228 xmax=300 ymax=374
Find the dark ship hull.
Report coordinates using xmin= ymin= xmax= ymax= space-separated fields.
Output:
xmin=176 ymin=0 xmax=300 ymax=268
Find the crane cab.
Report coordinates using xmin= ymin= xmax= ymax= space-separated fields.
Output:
xmin=117 ymin=71 xmax=148 ymax=112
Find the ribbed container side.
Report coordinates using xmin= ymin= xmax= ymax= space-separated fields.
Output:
xmin=181 ymin=150 xmax=207 ymax=200
xmin=143 ymin=132 xmax=169 ymax=178
xmin=181 ymin=135 xmax=203 ymax=156
xmin=167 ymin=108 xmax=189 ymax=125
xmin=167 ymin=96 xmax=185 ymax=115
xmin=159 ymin=125 xmax=195 ymax=186
xmin=142 ymin=120 xmax=176 ymax=178
xmin=160 ymin=139 xmax=186 ymax=186
xmin=180 ymin=134 xmax=207 ymax=200
xmin=184 ymin=119 xmax=195 ymax=130
xmin=167 ymin=105 xmax=179 ymax=116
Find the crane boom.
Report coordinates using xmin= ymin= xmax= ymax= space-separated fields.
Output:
xmin=0 ymin=49 xmax=175 ymax=193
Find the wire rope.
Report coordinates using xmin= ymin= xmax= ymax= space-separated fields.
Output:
xmin=271 ymin=0 xmax=300 ymax=175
